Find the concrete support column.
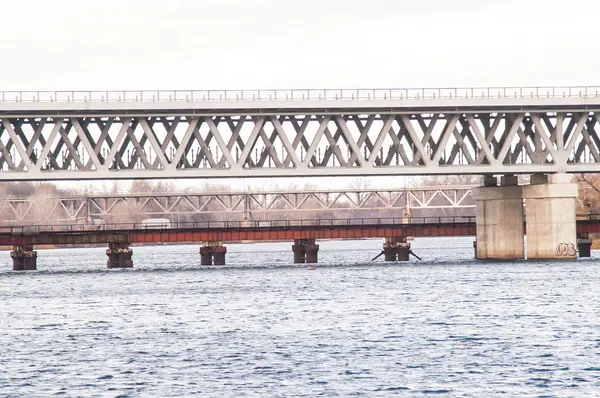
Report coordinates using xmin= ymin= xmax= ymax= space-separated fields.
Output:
xmin=11 ymin=245 xmax=37 ymax=270
xmin=473 ymin=176 xmax=525 ymax=260
xmin=292 ymin=239 xmax=319 ymax=264
xmin=523 ymin=174 xmax=578 ymax=259
xmin=200 ymin=241 xmax=227 ymax=265
xmin=106 ymin=242 xmax=133 ymax=268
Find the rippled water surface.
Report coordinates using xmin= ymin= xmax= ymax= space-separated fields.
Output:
xmin=1 ymin=237 xmax=600 ymax=397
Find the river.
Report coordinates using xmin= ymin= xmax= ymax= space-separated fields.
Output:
xmin=1 ymin=237 xmax=599 ymax=396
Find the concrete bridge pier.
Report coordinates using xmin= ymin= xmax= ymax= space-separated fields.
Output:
xmin=473 ymin=175 xmax=525 ymax=260
xmin=523 ymin=174 xmax=578 ymax=259
xmin=383 ymin=237 xmax=410 ymax=261
xmin=200 ymin=242 xmax=226 ymax=265
xmin=292 ymin=239 xmax=319 ymax=263
xmin=106 ymin=242 xmax=133 ymax=268
xmin=11 ymin=245 xmax=37 ymax=270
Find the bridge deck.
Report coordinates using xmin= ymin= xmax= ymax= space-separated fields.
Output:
xmin=4 ymin=98 xmax=600 ymax=115
xmin=0 ymin=218 xmax=474 ymax=245
xmin=1 ymin=217 xmax=599 ymax=246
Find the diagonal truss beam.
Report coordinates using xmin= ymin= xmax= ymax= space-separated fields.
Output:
xmin=0 ymin=111 xmax=599 ymax=179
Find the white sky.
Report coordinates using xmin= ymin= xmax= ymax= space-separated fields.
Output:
xmin=1 ymin=0 xmax=599 ymax=191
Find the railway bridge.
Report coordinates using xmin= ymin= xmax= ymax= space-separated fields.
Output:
xmin=1 ymin=86 xmax=600 ymax=269
xmin=0 ymin=215 xmax=598 ymax=269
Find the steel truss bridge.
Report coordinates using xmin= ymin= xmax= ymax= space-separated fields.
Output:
xmin=2 ymin=86 xmax=600 ymax=181
xmin=0 ymin=186 xmax=475 ymax=224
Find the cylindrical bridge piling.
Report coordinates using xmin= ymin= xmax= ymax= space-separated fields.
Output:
xmin=11 ymin=245 xmax=37 ymax=271
xmin=577 ymin=235 xmax=592 ymax=258
xmin=199 ymin=242 xmax=227 ymax=265
xmin=383 ymin=237 xmax=410 ymax=262
xmin=106 ymin=242 xmax=133 ymax=268
xmin=213 ymin=246 xmax=227 ymax=265
xmin=293 ymin=239 xmax=319 ymax=264
xmin=200 ymin=246 xmax=213 ymax=265
xmin=292 ymin=244 xmax=305 ymax=263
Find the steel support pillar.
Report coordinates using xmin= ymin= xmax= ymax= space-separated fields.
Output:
xmin=577 ymin=235 xmax=592 ymax=258
xmin=383 ymin=237 xmax=410 ymax=261
xmin=292 ymin=244 xmax=305 ymax=263
xmin=11 ymin=245 xmax=37 ymax=270
xmin=523 ymin=174 xmax=578 ymax=259
xmin=199 ymin=242 xmax=227 ymax=265
xmin=292 ymin=239 xmax=319 ymax=264
xmin=384 ymin=247 xmax=396 ymax=262
xmin=473 ymin=176 xmax=525 ymax=260
xmin=200 ymin=246 xmax=213 ymax=265
xmin=106 ymin=242 xmax=133 ymax=268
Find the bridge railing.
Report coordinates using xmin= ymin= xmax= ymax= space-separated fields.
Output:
xmin=3 ymin=213 xmax=598 ymax=234
xmin=2 ymin=213 xmax=599 ymax=237
xmin=2 ymin=86 xmax=600 ymax=103
xmin=0 ymin=216 xmax=477 ymax=235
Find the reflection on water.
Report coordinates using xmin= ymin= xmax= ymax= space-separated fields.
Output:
xmin=1 ymin=237 xmax=599 ymax=396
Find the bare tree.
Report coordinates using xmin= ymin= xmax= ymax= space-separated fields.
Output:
xmin=102 ymin=201 xmax=135 ymax=225
xmin=2 ymin=182 xmax=36 ymax=197
xmin=29 ymin=184 xmax=59 ymax=224
xmin=576 ymin=174 xmax=600 ymax=213
xmin=416 ymin=175 xmax=481 ymax=187
xmin=130 ymin=180 xmax=154 ymax=194
xmin=0 ymin=184 xmax=12 ymax=222
xmin=348 ymin=177 xmax=373 ymax=205
xmin=349 ymin=177 xmax=373 ymax=190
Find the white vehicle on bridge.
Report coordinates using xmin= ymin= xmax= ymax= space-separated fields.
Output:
xmin=141 ymin=218 xmax=172 ymax=229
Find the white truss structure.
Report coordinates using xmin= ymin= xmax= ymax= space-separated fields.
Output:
xmin=2 ymin=87 xmax=600 ymax=180
xmin=0 ymin=186 xmax=475 ymax=224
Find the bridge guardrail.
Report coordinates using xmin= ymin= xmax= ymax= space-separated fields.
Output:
xmin=0 ymin=216 xmax=477 ymax=235
xmin=2 ymin=86 xmax=600 ymax=103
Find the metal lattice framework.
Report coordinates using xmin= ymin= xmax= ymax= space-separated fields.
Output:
xmin=2 ymin=87 xmax=600 ymax=180
xmin=0 ymin=186 xmax=475 ymax=224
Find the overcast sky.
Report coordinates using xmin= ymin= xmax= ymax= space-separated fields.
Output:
xmin=3 ymin=0 xmax=600 ymax=91
xmin=2 ymin=0 xmax=598 ymax=191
